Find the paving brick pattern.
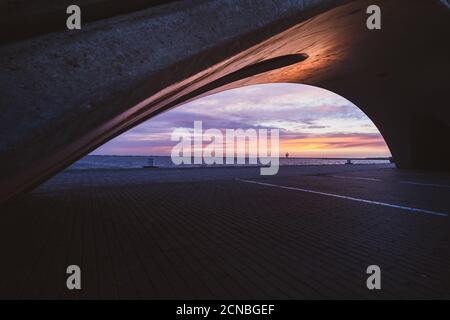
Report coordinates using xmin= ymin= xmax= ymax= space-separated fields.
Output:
xmin=0 ymin=165 xmax=449 ymax=299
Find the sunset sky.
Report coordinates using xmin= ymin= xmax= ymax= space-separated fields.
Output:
xmin=92 ymin=83 xmax=391 ymax=158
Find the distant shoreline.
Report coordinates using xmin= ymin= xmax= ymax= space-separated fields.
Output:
xmin=88 ymin=154 xmax=391 ymax=161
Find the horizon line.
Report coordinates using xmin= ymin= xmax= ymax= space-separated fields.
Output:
xmin=88 ymin=154 xmax=392 ymax=160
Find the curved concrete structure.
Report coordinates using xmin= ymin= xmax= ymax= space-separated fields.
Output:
xmin=0 ymin=0 xmax=449 ymax=202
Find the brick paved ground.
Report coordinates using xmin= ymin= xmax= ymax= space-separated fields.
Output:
xmin=0 ymin=164 xmax=449 ymax=299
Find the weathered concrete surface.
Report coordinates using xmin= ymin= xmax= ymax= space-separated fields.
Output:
xmin=0 ymin=0 xmax=179 ymax=42
xmin=0 ymin=0 xmax=449 ymax=202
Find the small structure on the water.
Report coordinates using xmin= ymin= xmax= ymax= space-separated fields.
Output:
xmin=345 ymin=159 xmax=353 ymax=165
xmin=143 ymin=157 xmax=158 ymax=169
xmin=285 ymin=152 xmax=289 ymax=158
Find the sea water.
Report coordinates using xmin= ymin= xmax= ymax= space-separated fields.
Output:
xmin=68 ymin=155 xmax=390 ymax=170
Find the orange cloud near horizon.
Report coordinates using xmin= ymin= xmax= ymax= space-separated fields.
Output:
xmin=281 ymin=134 xmax=390 ymax=158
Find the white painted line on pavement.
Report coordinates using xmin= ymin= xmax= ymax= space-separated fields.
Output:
xmin=330 ymin=175 xmax=382 ymax=182
xmin=400 ymin=181 xmax=450 ymax=189
xmin=328 ymin=175 xmax=450 ymax=189
xmin=236 ymin=179 xmax=448 ymax=217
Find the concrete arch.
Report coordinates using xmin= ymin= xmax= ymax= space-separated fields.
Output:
xmin=0 ymin=0 xmax=449 ymax=202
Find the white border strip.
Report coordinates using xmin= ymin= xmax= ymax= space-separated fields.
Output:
xmin=237 ymin=179 xmax=448 ymax=217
